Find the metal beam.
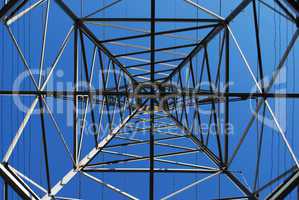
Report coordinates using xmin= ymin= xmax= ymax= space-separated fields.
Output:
xmin=0 ymin=163 xmax=39 ymax=200
xmin=41 ymin=102 xmax=146 ymax=200
xmin=163 ymin=0 xmax=252 ymax=83
xmin=266 ymin=170 xmax=299 ymax=200
xmin=0 ymin=0 xmax=25 ymax=20
xmin=81 ymin=17 xmax=221 ymax=22
xmin=83 ymin=168 xmax=218 ymax=173
xmin=164 ymin=111 xmax=256 ymax=199
xmin=281 ymin=0 xmax=299 ymax=16
xmin=149 ymin=0 xmax=155 ymax=199
xmin=54 ymin=0 xmax=138 ymax=85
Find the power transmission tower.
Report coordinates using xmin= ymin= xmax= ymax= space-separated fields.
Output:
xmin=0 ymin=0 xmax=299 ymax=199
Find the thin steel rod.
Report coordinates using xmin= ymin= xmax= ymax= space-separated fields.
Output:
xmin=38 ymin=0 xmax=50 ymax=87
xmin=161 ymin=171 xmax=222 ymax=200
xmin=83 ymin=168 xmax=219 ymax=173
xmin=101 ymin=24 xmax=217 ymax=43
xmin=6 ymin=0 xmax=46 ymax=25
xmin=227 ymin=27 xmax=299 ymax=168
xmin=81 ymin=172 xmax=138 ymax=200
xmin=82 ymin=17 xmax=221 ymax=22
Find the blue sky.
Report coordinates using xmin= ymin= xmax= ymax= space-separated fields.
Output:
xmin=0 ymin=0 xmax=299 ymax=199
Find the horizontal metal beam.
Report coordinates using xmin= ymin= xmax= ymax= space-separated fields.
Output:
xmin=82 ymin=17 xmax=222 ymax=23
xmin=1 ymin=90 xmax=299 ymax=99
xmin=83 ymin=168 xmax=219 ymax=173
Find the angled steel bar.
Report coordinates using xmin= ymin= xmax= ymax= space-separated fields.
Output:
xmin=77 ymin=46 xmax=97 ymax=161
xmin=227 ymin=27 xmax=299 ymax=168
xmin=81 ymin=172 xmax=138 ymax=200
xmin=5 ymin=0 xmax=46 ymax=25
xmin=204 ymin=46 xmax=223 ymax=163
xmin=265 ymin=170 xmax=299 ymax=200
xmin=101 ymin=24 xmax=217 ymax=43
xmin=86 ymin=149 xmax=209 ymax=169
xmin=84 ymin=0 xmax=123 ymax=18
xmin=211 ymin=196 xmax=249 ymax=200
xmin=115 ymin=43 xmax=197 ymax=58
xmin=258 ymin=0 xmax=294 ymax=22
xmin=164 ymin=111 xmax=256 ymax=198
xmin=2 ymin=25 xmax=73 ymax=163
xmin=79 ymin=30 xmax=99 ymax=147
xmin=38 ymin=0 xmax=50 ymax=87
xmin=281 ymin=0 xmax=299 ymax=15
xmin=254 ymin=165 xmax=297 ymax=194
xmin=105 ymin=136 xmax=195 ymax=151
xmin=54 ymin=0 xmax=138 ymax=84
xmin=132 ymin=68 xmax=174 ymax=78
xmin=6 ymin=25 xmax=39 ymax=90
xmin=0 ymin=163 xmax=39 ymax=200
xmin=163 ymin=0 xmax=252 ymax=83
xmin=0 ymin=0 xmax=25 ymax=20
xmin=108 ymin=41 xmax=189 ymax=56
xmin=183 ymin=0 xmax=224 ymax=20
xmin=161 ymin=171 xmax=222 ymax=200
xmin=41 ymin=102 xmax=146 ymax=200
xmin=42 ymin=99 xmax=76 ymax=165
xmin=11 ymin=166 xmax=47 ymax=194
xmin=275 ymin=0 xmax=296 ymax=22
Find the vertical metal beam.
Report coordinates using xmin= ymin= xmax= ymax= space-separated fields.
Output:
xmin=73 ymin=25 xmax=78 ymax=167
xmin=252 ymin=0 xmax=264 ymax=89
xmin=4 ymin=181 xmax=8 ymax=200
xmin=150 ymin=0 xmax=155 ymax=199
xmin=224 ymin=28 xmax=229 ymax=164
xmin=38 ymin=97 xmax=52 ymax=194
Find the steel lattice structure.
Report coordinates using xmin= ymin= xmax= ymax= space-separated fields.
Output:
xmin=0 ymin=0 xmax=299 ymax=199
